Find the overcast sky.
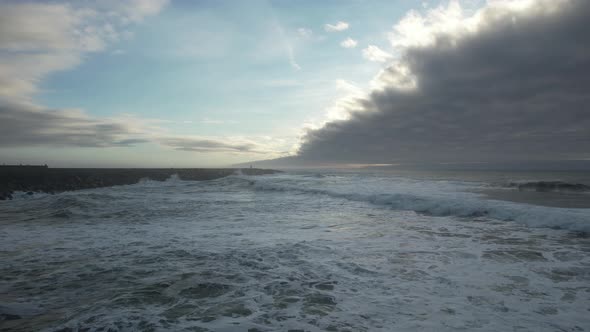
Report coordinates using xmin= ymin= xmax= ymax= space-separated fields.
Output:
xmin=0 ymin=0 xmax=588 ymax=167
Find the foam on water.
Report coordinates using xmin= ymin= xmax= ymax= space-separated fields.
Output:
xmin=245 ymin=172 xmax=590 ymax=232
xmin=0 ymin=171 xmax=589 ymax=331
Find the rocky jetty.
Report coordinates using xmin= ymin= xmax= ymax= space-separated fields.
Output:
xmin=0 ymin=167 xmax=279 ymax=200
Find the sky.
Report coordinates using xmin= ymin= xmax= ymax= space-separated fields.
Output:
xmin=0 ymin=0 xmax=588 ymax=168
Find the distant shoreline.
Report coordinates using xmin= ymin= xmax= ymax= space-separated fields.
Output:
xmin=0 ymin=167 xmax=280 ymax=200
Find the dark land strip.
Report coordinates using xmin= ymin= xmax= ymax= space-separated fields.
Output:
xmin=0 ymin=166 xmax=279 ymax=200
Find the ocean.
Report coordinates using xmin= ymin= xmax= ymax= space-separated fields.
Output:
xmin=1 ymin=170 xmax=589 ymax=331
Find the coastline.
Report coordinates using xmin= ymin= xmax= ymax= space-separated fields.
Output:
xmin=0 ymin=167 xmax=280 ymax=200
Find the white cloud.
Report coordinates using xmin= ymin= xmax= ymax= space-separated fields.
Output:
xmin=388 ymin=0 xmax=566 ymax=51
xmin=324 ymin=80 xmax=365 ymax=122
xmin=199 ymin=118 xmax=237 ymax=125
xmin=362 ymin=45 xmax=393 ymax=62
xmin=0 ymin=4 xmax=94 ymax=52
xmin=324 ymin=21 xmax=349 ymax=32
xmin=270 ymin=20 xmax=301 ymax=70
xmin=0 ymin=1 xmax=168 ymax=102
xmin=297 ymin=27 xmax=313 ymax=38
xmin=340 ymin=37 xmax=358 ymax=48
xmin=120 ymin=0 xmax=169 ymax=23
xmin=290 ymin=60 xmax=302 ymax=70
xmin=335 ymin=79 xmax=362 ymax=94
xmin=389 ymin=1 xmax=469 ymax=50
xmin=0 ymin=52 xmax=81 ymax=100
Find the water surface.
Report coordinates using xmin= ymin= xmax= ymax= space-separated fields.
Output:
xmin=1 ymin=171 xmax=589 ymax=331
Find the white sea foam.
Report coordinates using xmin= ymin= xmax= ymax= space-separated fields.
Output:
xmin=241 ymin=173 xmax=590 ymax=232
xmin=1 ymin=171 xmax=589 ymax=331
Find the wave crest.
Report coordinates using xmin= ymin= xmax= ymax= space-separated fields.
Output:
xmin=245 ymin=175 xmax=590 ymax=232
xmin=508 ymin=181 xmax=590 ymax=193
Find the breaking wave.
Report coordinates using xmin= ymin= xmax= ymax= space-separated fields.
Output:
xmin=2 ymin=170 xmax=589 ymax=331
xmin=5 ymin=172 xmax=590 ymax=232
xmin=507 ymin=181 xmax=590 ymax=192
xmin=234 ymin=174 xmax=590 ymax=232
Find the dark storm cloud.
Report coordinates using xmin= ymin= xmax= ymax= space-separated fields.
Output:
xmin=288 ymin=0 xmax=590 ymax=165
xmin=0 ymin=101 xmax=149 ymax=147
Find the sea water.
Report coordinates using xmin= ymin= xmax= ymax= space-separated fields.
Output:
xmin=1 ymin=170 xmax=589 ymax=331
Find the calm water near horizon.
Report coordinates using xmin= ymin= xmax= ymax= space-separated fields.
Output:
xmin=1 ymin=170 xmax=589 ymax=331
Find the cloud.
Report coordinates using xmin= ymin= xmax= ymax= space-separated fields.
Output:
xmin=0 ymin=101 xmax=286 ymax=156
xmin=0 ymin=3 xmax=98 ymax=52
xmin=270 ymin=19 xmax=301 ymax=70
xmin=340 ymin=38 xmax=358 ymax=48
xmin=159 ymin=137 xmax=269 ymax=154
xmin=0 ymin=0 xmax=296 ymax=161
xmin=324 ymin=21 xmax=349 ymax=32
xmin=198 ymin=117 xmax=238 ymax=125
xmin=0 ymin=1 xmax=168 ymax=101
xmin=263 ymin=0 xmax=590 ymax=166
xmin=0 ymin=52 xmax=82 ymax=100
xmin=297 ymin=27 xmax=313 ymax=38
xmin=0 ymin=101 xmax=151 ymax=148
xmin=0 ymin=0 xmax=292 ymax=160
xmin=362 ymin=45 xmax=393 ymax=62
xmin=77 ymin=0 xmax=170 ymax=25
xmin=335 ymin=80 xmax=362 ymax=94
xmin=117 ymin=0 xmax=169 ymax=23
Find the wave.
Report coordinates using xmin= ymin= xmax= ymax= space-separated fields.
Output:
xmin=507 ymin=181 xmax=590 ymax=192
xmin=5 ymin=172 xmax=588 ymax=232
xmin=137 ymin=173 xmax=184 ymax=184
xmin=240 ymin=175 xmax=590 ymax=232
